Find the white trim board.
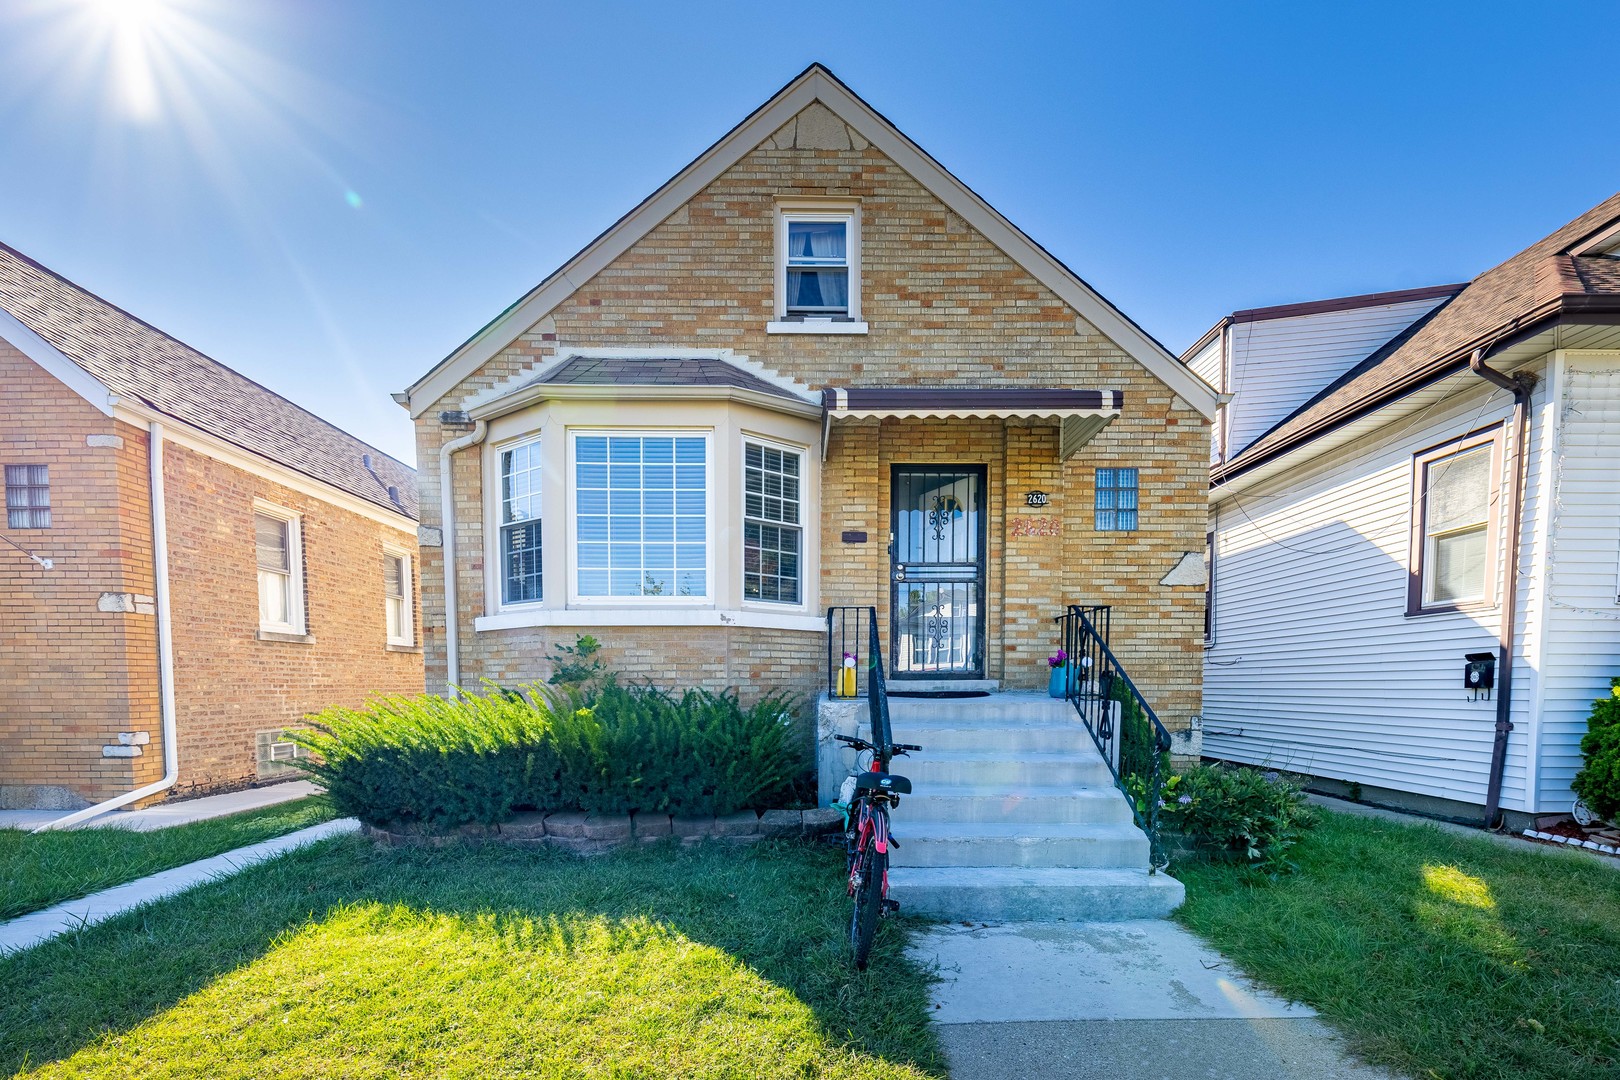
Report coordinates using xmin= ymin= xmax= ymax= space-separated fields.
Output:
xmin=400 ymin=65 xmax=1218 ymax=421
xmin=474 ymin=607 xmax=826 ymax=634
xmin=113 ymin=403 xmax=418 ymax=531
xmin=0 ymin=306 xmax=116 ymax=416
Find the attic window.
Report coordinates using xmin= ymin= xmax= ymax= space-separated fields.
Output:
xmin=770 ymin=204 xmax=865 ymax=334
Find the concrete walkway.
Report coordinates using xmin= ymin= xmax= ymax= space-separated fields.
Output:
xmin=911 ymin=920 xmax=1396 ymax=1080
xmin=0 ymin=779 xmax=321 ymax=832
xmin=0 ymin=817 xmax=358 ymax=955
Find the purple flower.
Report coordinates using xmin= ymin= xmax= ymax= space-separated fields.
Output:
xmin=1177 ymin=794 xmax=1193 ymax=805
xmin=1263 ymin=771 xmax=1281 ymax=783
xmin=1048 ymin=649 xmax=1068 ymax=668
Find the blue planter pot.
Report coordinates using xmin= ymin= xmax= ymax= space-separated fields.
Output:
xmin=1048 ymin=666 xmax=1067 ymax=698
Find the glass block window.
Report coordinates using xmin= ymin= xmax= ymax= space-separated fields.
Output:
xmin=575 ymin=434 xmax=707 ymax=599
xmin=744 ymin=442 xmax=802 ymax=604
xmin=1094 ymin=467 xmax=1139 ymax=531
xmin=500 ymin=438 xmax=544 ymax=604
xmin=5 ymin=464 xmax=50 ymax=528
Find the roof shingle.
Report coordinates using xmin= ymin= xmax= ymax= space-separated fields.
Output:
xmin=0 ymin=243 xmax=416 ymax=519
xmin=1220 ymin=193 xmax=1620 ymax=477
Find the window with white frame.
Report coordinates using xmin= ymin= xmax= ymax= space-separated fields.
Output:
xmin=743 ymin=441 xmax=802 ymax=604
xmin=384 ymin=548 xmax=412 ymax=645
xmin=500 ymin=437 xmax=544 ymax=604
xmin=5 ymin=464 xmax=50 ymax=528
xmin=254 ymin=506 xmax=304 ymax=634
xmin=574 ymin=433 xmax=708 ymax=599
xmin=778 ymin=208 xmax=858 ymax=320
xmin=1412 ymin=434 xmax=1497 ymax=612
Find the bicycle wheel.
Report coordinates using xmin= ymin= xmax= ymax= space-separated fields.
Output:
xmin=850 ymin=820 xmax=886 ymax=970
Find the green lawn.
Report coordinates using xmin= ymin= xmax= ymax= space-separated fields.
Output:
xmin=0 ymin=796 xmax=335 ymax=919
xmin=0 ymin=836 xmax=943 ymax=1079
xmin=1174 ymin=809 xmax=1620 ymax=1080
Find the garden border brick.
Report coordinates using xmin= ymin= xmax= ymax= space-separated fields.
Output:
xmin=360 ymin=807 xmax=840 ymax=852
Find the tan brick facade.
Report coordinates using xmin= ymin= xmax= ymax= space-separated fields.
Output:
xmin=0 ymin=344 xmax=424 ymax=808
xmin=414 ymin=101 xmax=1208 ymax=746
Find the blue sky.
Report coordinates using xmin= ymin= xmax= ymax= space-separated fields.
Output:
xmin=2 ymin=0 xmax=1616 ymax=465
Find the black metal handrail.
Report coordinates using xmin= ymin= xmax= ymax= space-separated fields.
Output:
xmin=1054 ymin=603 xmax=1173 ymax=872
xmin=827 ymin=606 xmax=893 ymax=765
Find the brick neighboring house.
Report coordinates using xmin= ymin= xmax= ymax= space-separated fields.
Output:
xmin=0 ymin=243 xmax=423 ymax=812
xmin=398 ymin=65 xmax=1218 ymax=756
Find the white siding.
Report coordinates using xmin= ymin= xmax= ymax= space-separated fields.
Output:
xmin=1185 ymin=333 xmax=1225 ymax=465
xmin=1224 ymin=297 xmax=1450 ymax=458
xmin=1534 ymin=353 xmax=1620 ymax=809
xmin=1204 ymin=371 xmax=1545 ymax=811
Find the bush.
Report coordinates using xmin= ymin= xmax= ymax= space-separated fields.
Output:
xmin=1159 ymin=764 xmax=1320 ymax=874
xmin=292 ymin=681 xmax=801 ymax=829
xmin=1572 ymin=678 xmax=1620 ymax=821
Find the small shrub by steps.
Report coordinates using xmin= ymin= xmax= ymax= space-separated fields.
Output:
xmin=1159 ymin=763 xmax=1320 ymax=874
xmin=292 ymin=682 xmax=801 ymax=830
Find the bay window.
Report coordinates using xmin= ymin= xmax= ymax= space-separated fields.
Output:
xmin=500 ymin=437 xmax=544 ymax=604
xmin=743 ymin=441 xmax=802 ymax=604
xmin=573 ymin=433 xmax=708 ymax=600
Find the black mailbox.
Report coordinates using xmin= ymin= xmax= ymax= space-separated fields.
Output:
xmin=1464 ymin=652 xmax=1496 ymax=698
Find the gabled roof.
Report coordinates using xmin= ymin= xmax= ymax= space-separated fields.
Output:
xmin=0 ymin=242 xmax=417 ymax=520
xmin=401 ymin=64 xmax=1218 ymax=421
xmin=1213 ymin=192 xmax=1620 ymax=483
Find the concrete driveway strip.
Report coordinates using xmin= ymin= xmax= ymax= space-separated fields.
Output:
xmin=910 ymin=921 xmax=1396 ymax=1080
xmin=0 ymin=818 xmax=359 ymax=955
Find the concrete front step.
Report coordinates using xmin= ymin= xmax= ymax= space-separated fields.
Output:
xmin=891 ymin=721 xmax=1095 ymax=754
xmin=899 ymin=785 xmax=1134 ymax=825
xmin=891 ymin=820 xmax=1150 ymax=868
xmin=902 ymin=749 xmax=1114 ymax=788
xmin=887 ymin=866 xmax=1184 ymax=922
xmin=887 ymin=692 xmax=1075 ymax=724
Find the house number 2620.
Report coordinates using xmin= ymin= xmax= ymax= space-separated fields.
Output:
xmin=1024 ymin=490 xmax=1049 ymax=508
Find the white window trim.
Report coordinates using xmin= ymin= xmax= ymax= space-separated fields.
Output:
xmin=383 ymin=544 xmax=413 ymax=647
xmin=253 ymin=500 xmax=306 ymax=636
xmin=1408 ymin=427 xmax=1502 ymax=616
xmin=740 ymin=434 xmax=810 ymax=614
xmin=566 ymin=428 xmax=716 ymax=606
xmin=772 ymin=201 xmax=863 ymax=330
xmin=494 ymin=432 xmax=545 ymax=610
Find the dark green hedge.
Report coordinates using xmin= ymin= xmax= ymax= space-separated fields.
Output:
xmin=1573 ymin=678 xmax=1620 ymax=820
xmin=291 ymin=682 xmax=800 ymax=829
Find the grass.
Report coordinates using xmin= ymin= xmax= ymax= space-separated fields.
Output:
xmin=0 ymin=796 xmax=335 ymax=919
xmin=0 ymin=836 xmax=944 ymax=1079
xmin=1174 ymin=809 xmax=1620 ymax=1080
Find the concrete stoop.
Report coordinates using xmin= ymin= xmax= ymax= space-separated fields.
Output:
xmin=884 ymin=693 xmax=1183 ymax=921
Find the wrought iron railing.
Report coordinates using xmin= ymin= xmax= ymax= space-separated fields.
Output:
xmin=1054 ymin=604 xmax=1173 ymax=872
xmin=827 ymin=606 xmax=893 ymax=754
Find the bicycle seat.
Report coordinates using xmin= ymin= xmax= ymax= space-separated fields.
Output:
xmin=854 ymin=772 xmax=911 ymax=795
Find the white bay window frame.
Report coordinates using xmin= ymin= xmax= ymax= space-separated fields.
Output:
xmin=740 ymin=434 xmax=807 ymax=611
xmin=497 ymin=434 xmax=545 ymax=607
xmin=565 ymin=428 xmax=715 ymax=606
xmin=254 ymin=501 xmax=305 ymax=636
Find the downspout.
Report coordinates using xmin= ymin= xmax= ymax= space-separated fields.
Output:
xmin=439 ymin=420 xmax=488 ymax=695
xmin=1471 ymin=349 xmax=1530 ymax=830
xmin=36 ymin=421 xmax=179 ymax=830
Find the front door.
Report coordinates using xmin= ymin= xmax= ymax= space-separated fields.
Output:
xmin=890 ymin=465 xmax=987 ymax=678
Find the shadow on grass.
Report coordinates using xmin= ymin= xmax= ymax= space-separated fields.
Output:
xmin=0 ymin=835 xmax=944 ymax=1079
xmin=1173 ymin=811 xmax=1620 ymax=1080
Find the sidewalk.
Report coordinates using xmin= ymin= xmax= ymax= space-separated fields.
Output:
xmin=910 ymin=920 xmax=1396 ymax=1080
xmin=0 ymin=817 xmax=358 ymax=955
xmin=0 ymin=780 xmax=321 ymax=832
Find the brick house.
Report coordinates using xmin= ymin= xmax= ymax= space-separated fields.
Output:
xmin=0 ymin=243 xmax=423 ymax=813
xmin=399 ymin=66 xmax=1216 ymax=757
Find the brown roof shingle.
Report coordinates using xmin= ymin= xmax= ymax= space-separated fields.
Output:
xmin=1219 ymin=192 xmax=1620 ymax=478
xmin=0 ymin=243 xmax=416 ymax=519
xmin=526 ymin=356 xmax=804 ymax=400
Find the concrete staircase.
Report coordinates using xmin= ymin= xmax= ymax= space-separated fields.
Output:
xmin=884 ymin=692 xmax=1183 ymax=921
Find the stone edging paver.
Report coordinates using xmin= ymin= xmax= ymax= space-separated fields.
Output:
xmin=363 ymin=807 xmax=843 ymax=853
xmin=0 ymin=818 xmax=359 ymax=956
